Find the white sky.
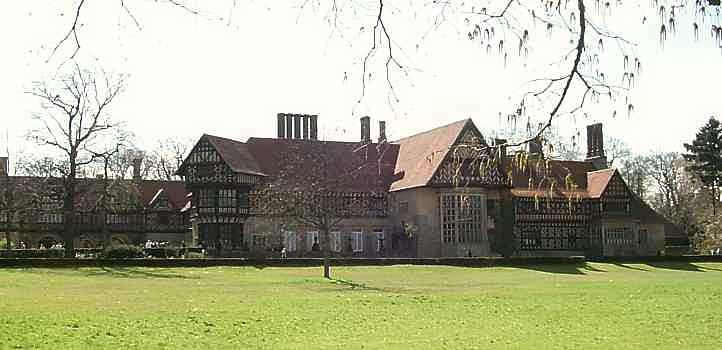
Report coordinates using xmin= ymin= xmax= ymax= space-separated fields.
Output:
xmin=1 ymin=1 xmax=721 ymax=161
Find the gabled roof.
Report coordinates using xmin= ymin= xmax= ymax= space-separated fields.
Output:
xmin=389 ymin=119 xmax=472 ymax=192
xmin=586 ymin=168 xmax=616 ymax=198
xmin=245 ymin=137 xmax=398 ymax=192
xmin=137 ymin=180 xmax=188 ymax=210
xmin=203 ymin=134 xmax=266 ymax=176
xmin=506 ymin=158 xmax=596 ymax=198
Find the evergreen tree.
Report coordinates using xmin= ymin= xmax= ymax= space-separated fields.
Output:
xmin=683 ymin=117 xmax=722 ymax=215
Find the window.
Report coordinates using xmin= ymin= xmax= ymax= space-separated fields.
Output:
xmin=307 ymin=231 xmax=320 ymax=251
xmin=253 ymin=234 xmax=265 ymax=247
xmin=440 ymin=194 xmax=486 ymax=244
xmin=38 ymin=213 xmax=63 ymax=224
xmin=218 ymin=189 xmax=237 ymax=208
xmin=286 ymin=232 xmax=297 ymax=252
xmin=639 ymin=229 xmax=648 ymax=245
xmin=331 ymin=232 xmax=342 ymax=252
xmin=198 ymin=189 xmax=214 ymax=207
xmin=605 ymin=227 xmax=634 ymax=246
xmin=106 ymin=214 xmax=130 ymax=225
xmin=351 ymin=231 xmax=364 ymax=252
xmin=375 ymin=230 xmax=385 ymax=251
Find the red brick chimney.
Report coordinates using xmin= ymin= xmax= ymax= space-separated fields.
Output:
xmin=585 ymin=123 xmax=608 ymax=169
xmin=360 ymin=116 xmax=371 ymax=143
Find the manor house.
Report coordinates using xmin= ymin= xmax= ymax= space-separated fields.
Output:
xmin=1 ymin=114 xmax=680 ymax=257
xmin=173 ymin=114 xmax=676 ymax=257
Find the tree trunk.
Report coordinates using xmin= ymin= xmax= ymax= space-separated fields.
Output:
xmin=320 ymin=227 xmax=331 ymax=279
xmin=323 ymin=258 xmax=331 ymax=279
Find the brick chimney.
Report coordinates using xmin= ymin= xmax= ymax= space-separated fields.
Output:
xmin=585 ymin=123 xmax=608 ymax=169
xmin=378 ymin=121 xmax=387 ymax=143
xmin=293 ymin=115 xmax=301 ymax=139
xmin=360 ymin=116 xmax=371 ymax=143
xmin=277 ymin=113 xmax=286 ymax=138
xmin=132 ymin=155 xmax=143 ymax=182
xmin=285 ymin=114 xmax=293 ymax=140
xmin=0 ymin=157 xmax=7 ymax=176
xmin=310 ymin=115 xmax=318 ymax=140
xmin=302 ymin=115 xmax=309 ymax=139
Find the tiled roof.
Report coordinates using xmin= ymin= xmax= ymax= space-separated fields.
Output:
xmin=389 ymin=119 xmax=471 ymax=192
xmin=586 ymin=168 xmax=616 ymax=198
xmin=137 ymin=180 xmax=189 ymax=209
xmin=204 ymin=134 xmax=266 ymax=176
xmin=3 ymin=176 xmax=189 ymax=210
xmin=506 ymin=158 xmax=597 ymax=198
xmin=245 ymin=137 xmax=399 ymax=192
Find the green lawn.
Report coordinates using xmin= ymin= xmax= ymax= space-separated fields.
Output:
xmin=1 ymin=263 xmax=721 ymax=349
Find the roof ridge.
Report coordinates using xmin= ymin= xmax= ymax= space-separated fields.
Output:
xmin=392 ymin=118 xmax=470 ymax=143
xmin=587 ymin=168 xmax=616 ymax=174
xmin=204 ymin=133 xmax=245 ymax=145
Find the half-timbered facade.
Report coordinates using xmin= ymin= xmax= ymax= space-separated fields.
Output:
xmin=0 ymin=165 xmax=189 ymax=249
xmin=174 ymin=114 xmax=674 ymax=258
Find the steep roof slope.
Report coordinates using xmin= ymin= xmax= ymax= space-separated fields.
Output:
xmin=137 ymin=180 xmax=188 ymax=209
xmin=204 ymin=134 xmax=266 ymax=176
xmin=245 ymin=137 xmax=399 ymax=192
xmin=389 ymin=119 xmax=470 ymax=191
xmin=586 ymin=168 xmax=616 ymax=198
xmin=505 ymin=158 xmax=596 ymax=198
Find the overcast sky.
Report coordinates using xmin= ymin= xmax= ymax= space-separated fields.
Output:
xmin=1 ymin=1 xmax=721 ymax=161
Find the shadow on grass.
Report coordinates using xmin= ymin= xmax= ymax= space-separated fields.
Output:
xmin=613 ymin=263 xmax=650 ymax=272
xmin=514 ymin=263 xmax=591 ymax=275
xmin=646 ymin=262 xmax=707 ymax=272
xmin=330 ymin=278 xmax=384 ymax=291
xmin=84 ymin=267 xmax=199 ymax=279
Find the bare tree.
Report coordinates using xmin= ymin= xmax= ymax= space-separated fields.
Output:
xmin=605 ymin=137 xmax=631 ymax=168
xmin=27 ymin=62 xmax=128 ymax=258
xmin=144 ymin=137 xmax=193 ymax=181
xmin=620 ymin=156 xmax=650 ymax=200
xmin=251 ymin=140 xmax=389 ymax=278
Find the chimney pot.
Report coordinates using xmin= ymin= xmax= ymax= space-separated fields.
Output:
xmin=132 ymin=156 xmax=143 ymax=181
xmin=285 ymin=114 xmax=293 ymax=140
xmin=277 ymin=113 xmax=286 ymax=138
xmin=310 ymin=115 xmax=318 ymax=140
xmin=378 ymin=121 xmax=387 ymax=143
xmin=586 ymin=123 xmax=608 ymax=168
xmin=0 ymin=157 xmax=8 ymax=176
xmin=293 ymin=115 xmax=301 ymax=139
xmin=302 ymin=115 xmax=309 ymax=139
xmin=360 ymin=116 xmax=371 ymax=143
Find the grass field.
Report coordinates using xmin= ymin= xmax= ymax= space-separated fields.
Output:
xmin=1 ymin=262 xmax=721 ymax=349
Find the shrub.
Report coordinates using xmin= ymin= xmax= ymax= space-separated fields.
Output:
xmin=103 ymin=245 xmax=144 ymax=259
xmin=145 ymin=247 xmax=179 ymax=258
xmin=185 ymin=251 xmax=205 ymax=259
xmin=0 ymin=249 xmax=65 ymax=259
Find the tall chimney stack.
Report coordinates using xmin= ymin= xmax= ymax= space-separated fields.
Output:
xmin=310 ymin=115 xmax=318 ymax=140
xmin=132 ymin=155 xmax=143 ymax=182
xmin=302 ymin=115 xmax=309 ymax=139
xmin=293 ymin=115 xmax=301 ymax=139
xmin=0 ymin=157 xmax=8 ymax=176
xmin=585 ymin=123 xmax=608 ymax=169
xmin=378 ymin=121 xmax=387 ymax=143
xmin=277 ymin=113 xmax=286 ymax=138
xmin=360 ymin=116 xmax=371 ymax=143
xmin=285 ymin=114 xmax=293 ymax=140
